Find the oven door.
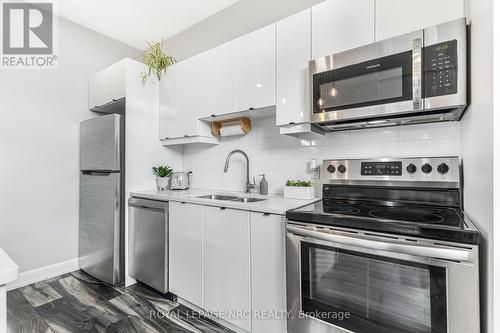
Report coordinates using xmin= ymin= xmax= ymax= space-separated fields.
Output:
xmin=310 ymin=30 xmax=423 ymax=124
xmin=286 ymin=224 xmax=480 ymax=333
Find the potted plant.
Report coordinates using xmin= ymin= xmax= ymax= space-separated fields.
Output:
xmin=141 ymin=40 xmax=176 ymax=82
xmin=153 ymin=165 xmax=173 ymax=191
xmin=284 ymin=180 xmax=315 ymax=200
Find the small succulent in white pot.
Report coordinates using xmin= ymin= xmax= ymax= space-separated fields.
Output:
xmin=153 ymin=165 xmax=173 ymax=191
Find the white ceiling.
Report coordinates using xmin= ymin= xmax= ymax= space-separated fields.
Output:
xmin=54 ymin=0 xmax=240 ymax=50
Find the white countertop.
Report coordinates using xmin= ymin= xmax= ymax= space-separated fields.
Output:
xmin=0 ymin=248 xmax=18 ymax=286
xmin=130 ymin=188 xmax=319 ymax=215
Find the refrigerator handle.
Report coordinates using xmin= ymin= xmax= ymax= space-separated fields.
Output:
xmin=81 ymin=170 xmax=114 ymax=175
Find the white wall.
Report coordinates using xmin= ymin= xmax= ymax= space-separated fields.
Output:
xmin=461 ymin=0 xmax=494 ymax=332
xmin=165 ymin=0 xmax=324 ymax=60
xmin=0 ymin=18 xmax=142 ymax=273
xmin=183 ymin=117 xmax=461 ymax=194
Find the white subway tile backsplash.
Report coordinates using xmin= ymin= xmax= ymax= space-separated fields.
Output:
xmin=399 ymin=122 xmax=461 ymax=141
xmin=182 ymin=117 xmax=462 ymax=194
xmin=426 ymin=138 xmax=462 ymax=156
xmin=350 ymin=127 xmax=399 ymax=144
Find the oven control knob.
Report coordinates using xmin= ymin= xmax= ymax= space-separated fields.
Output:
xmin=327 ymin=165 xmax=336 ymax=173
xmin=406 ymin=163 xmax=417 ymax=174
xmin=437 ymin=163 xmax=449 ymax=174
xmin=422 ymin=163 xmax=433 ymax=174
xmin=337 ymin=165 xmax=346 ymax=173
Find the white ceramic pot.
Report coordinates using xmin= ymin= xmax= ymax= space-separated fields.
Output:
xmin=156 ymin=177 xmax=170 ymax=191
xmin=284 ymin=186 xmax=315 ymax=200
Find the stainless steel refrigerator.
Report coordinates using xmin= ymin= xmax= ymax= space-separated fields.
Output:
xmin=79 ymin=113 xmax=124 ymax=285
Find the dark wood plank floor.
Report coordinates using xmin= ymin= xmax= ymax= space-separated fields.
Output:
xmin=8 ymin=270 xmax=234 ymax=333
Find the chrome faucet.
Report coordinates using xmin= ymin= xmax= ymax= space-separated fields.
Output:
xmin=223 ymin=149 xmax=255 ymax=193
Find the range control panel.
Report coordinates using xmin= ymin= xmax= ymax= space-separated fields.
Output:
xmin=361 ymin=162 xmax=402 ymax=176
xmin=424 ymin=40 xmax=458 ymax=97
xmin=322 ymin=157 xmax=460 ymax=184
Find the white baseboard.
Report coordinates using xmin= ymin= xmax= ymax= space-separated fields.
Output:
xmin=6 ymin=258 xmax=79 ymax=291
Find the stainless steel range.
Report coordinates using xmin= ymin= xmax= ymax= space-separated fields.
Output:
xmin=286 ymin=157 xmax=480 ymax=333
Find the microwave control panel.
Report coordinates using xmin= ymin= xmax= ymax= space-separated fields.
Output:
xmin=424 ymin=39 xmax=458 ymax=98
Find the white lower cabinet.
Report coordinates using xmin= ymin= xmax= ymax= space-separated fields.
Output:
xmin=250 ymin=213 xmax=286 ymax=333
xmin=169 ymin=202 xmax=203 ymax=308
xmin=169 ymin=203 xmax=286 ymax=333
xmin=203 ymin=207 xmax=252 ymax=331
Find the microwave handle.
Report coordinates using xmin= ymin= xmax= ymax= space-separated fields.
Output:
xmin=412 ymin=38 xmax=423 ymax=110
xmin=287 ymin=225 xmax=473 ymax=262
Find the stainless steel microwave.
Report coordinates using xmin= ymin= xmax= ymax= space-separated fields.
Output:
xmin=310 ymin=18 xmax=468 ymax=131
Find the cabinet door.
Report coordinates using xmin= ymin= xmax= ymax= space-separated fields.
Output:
xmin=197 ymin=42 xmax=232 ymax=118
xmin=250 ymin=213 xmax=286 ymax=333
xmin=174 ymin=58 xmax=198 ymax=137
xmin=232 ymin=24 xmax=276 ymax=112
xmin=169 ymin=202 xmax=203 ymax=307
xmin=276 ymin=9 xmax=311 ymax=126
xmin=159 ymin=59 xmax=198 ymax=139
xmin=89 ymin=60 xmax=126 ymax=109
xmin=159 ymin=65 xmax=177 ymax=140
xmin=312 ymin=0 xmax=375 ymax=59
xmin=376 ymin=0 xmax=465 ymax=41
xmin=204 ymin=207 xmax=251 ymax=331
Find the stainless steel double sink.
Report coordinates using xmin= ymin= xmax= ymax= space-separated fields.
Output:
xmin=197 ymin=194 xmax=266 ymax=203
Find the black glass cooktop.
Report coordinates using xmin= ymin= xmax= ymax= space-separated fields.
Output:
xmin=286 ymin=199 xmax=480 ymax=244
xmin=322 ymin=199 xmax=462 ymax=226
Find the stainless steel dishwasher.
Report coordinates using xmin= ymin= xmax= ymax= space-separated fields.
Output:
xmin=128 ymin=197 xmax=168 ymax=293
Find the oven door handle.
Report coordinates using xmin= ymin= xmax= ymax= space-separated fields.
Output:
xmin=287 ymin=225 xmax=473 ymax=262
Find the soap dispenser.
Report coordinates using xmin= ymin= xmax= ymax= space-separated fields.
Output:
xmin=259 ymin=174 xmax=268 ymax=195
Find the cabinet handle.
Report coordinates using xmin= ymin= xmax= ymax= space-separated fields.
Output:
xmin=249 ymin=107 xmax=255 ymax=111
xmin=180 ymin=202 xmax=186 ymax=204
xmin=211 ymin=114 xmax=216 ymax=117
xmin=184 ymin=135 xmax=189 ymax=137
xmin=263 ymin=213 xmax=270 ymax=216
xmin=289 ymin=122 xmax=295 ymax=125
xmin=220 ymin=207 xmax=226 ymax=210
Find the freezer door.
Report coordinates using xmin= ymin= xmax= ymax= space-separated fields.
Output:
xmin=79 ymin=172 xmax=122 ymax=284
xmin=80 ymin=114 xmax=121 ymax=171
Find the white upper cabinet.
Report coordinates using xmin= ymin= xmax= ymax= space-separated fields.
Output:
xmin=276 ymin=9 xmax=311 ymax=126
xmin=159 ymin=57 xmax=215 ymax=144
xmin=159 ymin=64 xmax=178 ymax=140
xmin=375 ymin=0 xmax=466 ymax=41
xmin=312 ymin=0 xmax=375 ymax=59
xmin=172 ymin=57 xmax=198 ymax=138
xmin=231 ymin=24 xmax=276 ymax=112
xmin=197 ymin=42 xmax=232 ymax=119
xmin=89 ymin=59 xmax=126 ymax=109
